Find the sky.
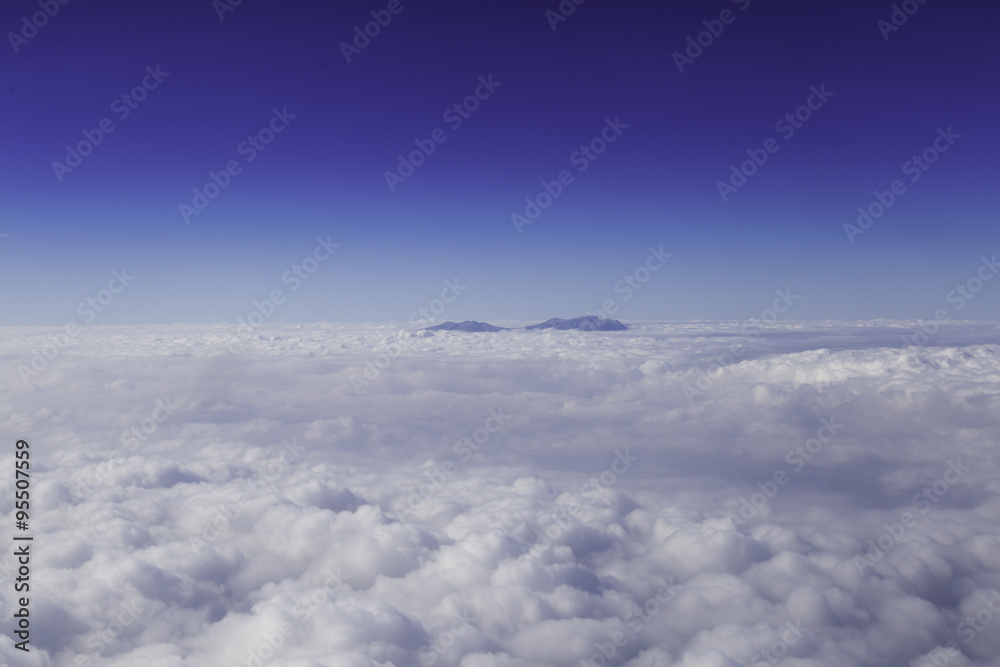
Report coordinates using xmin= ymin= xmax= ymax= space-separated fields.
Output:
xmin=2 ymin=0 xmax=999 ymax=325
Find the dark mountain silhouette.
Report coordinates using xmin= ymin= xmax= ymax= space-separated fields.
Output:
xmin=422 ymin=320 xmax=508 ymax=332
xmin=421 ymin=316 xmax=627 ymax=332
xmin=524 ymin=316 xmax=628 ymax=331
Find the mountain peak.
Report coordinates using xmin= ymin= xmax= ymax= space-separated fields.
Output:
xmin=524 ymin=316 xmax=628 ymax=331
xmin=421 ymin=316 xmax=627 ymax=332
xmin=422 ymin=320 xmax=507 ymax=332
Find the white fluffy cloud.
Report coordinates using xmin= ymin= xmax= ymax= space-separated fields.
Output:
xmin=2 ymin=321 xmax=1000 ymax=666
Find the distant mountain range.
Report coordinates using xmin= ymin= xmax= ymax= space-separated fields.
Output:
xmin=421 ymin=320 xmax=507 ymax=332
xmin=422 ymin=316 xmax=627 ymax=332
xmin=525 ymin=316 xmax=628 ymax=331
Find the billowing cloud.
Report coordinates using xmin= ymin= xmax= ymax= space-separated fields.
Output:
xmin=2 ymin=321 xmax=999 ymax=666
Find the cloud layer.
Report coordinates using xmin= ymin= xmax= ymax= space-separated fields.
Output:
xmin=2 ymin=321 xmax=1000 ymax=666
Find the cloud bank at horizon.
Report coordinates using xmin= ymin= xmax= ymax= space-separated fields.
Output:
xmin=2 ymin=321 xmax=1000 ymax=666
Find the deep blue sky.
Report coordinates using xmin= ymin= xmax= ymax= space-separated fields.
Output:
xmin=3 ymin=0 xmax=998 ymax=325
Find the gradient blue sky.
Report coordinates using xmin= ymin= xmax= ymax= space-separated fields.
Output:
xmin=3 ymin=0 xmax=998 ymax=325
